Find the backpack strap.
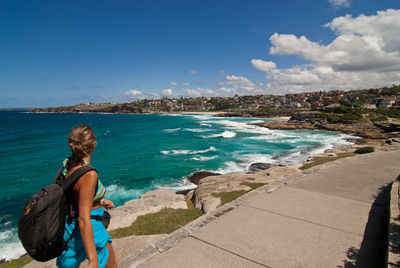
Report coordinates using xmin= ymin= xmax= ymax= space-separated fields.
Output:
xmin=59 ymin=166 xmax=96 ymax=191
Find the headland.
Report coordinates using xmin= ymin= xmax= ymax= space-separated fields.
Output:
xmin=19 ymin=115 xmax=400 ymax=267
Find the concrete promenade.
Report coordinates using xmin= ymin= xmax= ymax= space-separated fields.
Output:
xmin=124 ymin=149 xmax=400 ymax=267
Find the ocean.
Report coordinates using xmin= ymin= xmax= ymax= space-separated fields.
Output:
xmin=0 ymin=110 xmax=355 ymax=260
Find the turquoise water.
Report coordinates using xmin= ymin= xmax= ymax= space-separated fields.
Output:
xmin=0 ymin=111 xmax=355 ymax=260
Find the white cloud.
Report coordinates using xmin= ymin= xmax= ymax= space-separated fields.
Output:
xmin=254 ymin=9 xmax=400 ymax=93
xmin=183 ymin=89 xmax=202 ymax=97
xmin=115 ymin=90 xmax=160 ymax=101
xmin=251 ymin=59 xmax=276 ymax=72
xmin=182 ymin=82 xmax=190 ymax=87
xmin=218 ymin=87 xmax=237 ymax=95
xmin=218 ymin=70 xmax=226 ymax=75
xmin=126 ymin=89 xmax=142 ymax=96
xmin=225 ymin=75 xmax=255 ymax=88
xmin=183 ymin=87 xmax=238 ymax=98
xmin=328 ymin=0 xmax=350 ymax=8
xmin=217 ymin=75 xmax=270 ymax=95
xmin=170 ymin=81 xmax=177 ymax=86
xmin=161 ymin=89 xmax=173 ymax=96
xmin=189 ymin=69 xmax=198 ymax=74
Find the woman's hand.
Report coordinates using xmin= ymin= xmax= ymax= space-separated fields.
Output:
xmin=87 ymin=259 xmax=99 ymax=268
xmin=101 ymin=199 xmax=115 ymax=210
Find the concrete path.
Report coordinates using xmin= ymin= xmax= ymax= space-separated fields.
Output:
xmin=130 ymin=149 xmax=400 ymax=268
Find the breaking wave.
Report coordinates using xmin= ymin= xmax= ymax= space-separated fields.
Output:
xmin=161 ymin=146 xmax=217 ymax=155
xmin=201 ymin=131 xmax=236 ymax=138
xmin=163 ymin=128 xmax=181 ymax=133
xmin=191 ymin=155 xmax=218 ymax=161
xmin=0 ymin=227 xmax=26 ymax=261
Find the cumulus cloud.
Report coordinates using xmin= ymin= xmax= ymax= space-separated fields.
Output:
xmin=218 ymin=87 xmax=237 ymax=95
xmin=170 ymin=81 xmax=177 ymax=86
xmin=224 ymin=75 xmax=255 ymax=90
xmin=328 ymin=0 xmax=350 ymax=8
xmin=126 ymin=89 xmax=142 ymax=96
xmin=183 ymin=87 xmax=237 ymax=98
xmin=253 ymin=9 xmax=400 ymax=93
xmin=183 ymin=88 xmax=202 ymax=97
xmin=161 ymin=88 xmax=173 ymax=96
xmin=189 ymin=69 xmax=198 ymax=74
xmin=182 ymin=82 xmax=190 ymax=87
xmin=251 ymin=59 xmax=276 ymax=72
xmin=122 ymin=89 xmax=160 ymax=101
xmin=217 ymin=75 xmax=270 ymax=96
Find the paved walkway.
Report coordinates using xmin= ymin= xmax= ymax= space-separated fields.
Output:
xmin=126 ymin=149 xmax=400 ymax=268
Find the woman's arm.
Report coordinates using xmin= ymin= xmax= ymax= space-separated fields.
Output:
xmin=100 ymin=199 xmax=115 ymax=210
xmin=76 ymin=171 xmax=99 ymax=267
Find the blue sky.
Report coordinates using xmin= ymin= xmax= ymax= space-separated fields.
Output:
xmin=0 ymin=0 xmax=399 ymax=108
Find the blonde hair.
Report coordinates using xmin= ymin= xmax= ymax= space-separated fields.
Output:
xmin=68 ymin=125 xmax=97 ymax=160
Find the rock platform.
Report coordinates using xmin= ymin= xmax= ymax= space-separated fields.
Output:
xmin=120 ymin=147 xmax=400 ymax=267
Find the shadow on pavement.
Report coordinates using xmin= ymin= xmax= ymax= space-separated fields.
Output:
xmin=339 ymin=183 xmax=392 ymax=268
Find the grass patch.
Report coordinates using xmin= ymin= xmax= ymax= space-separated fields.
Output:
xmin=241 ymin=182 xmax=266 ymax=190
xmin=212 ymin=182 xmax=266 ymax=205
xmin=109 ymin=201 xmax=203 ymax=239
xmin=300 ymin=153 xmax=356 ymax=170
xmin=354 ymin=146 xmax=375 ymax=154
xmin=370 ymin=116 xmax=388 ymax=122
xmin=213 ymin=190 xmax=249 ymax=205
xmin=0 ymin=254 xmax=33 ymax=268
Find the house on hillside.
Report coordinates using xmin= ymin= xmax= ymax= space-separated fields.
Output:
xmin=324 ymin=103 xmax=341 ymax=110
xmin=372 ymin=96 xmax=396 ymax=109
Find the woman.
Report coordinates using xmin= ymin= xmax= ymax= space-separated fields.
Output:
xmin=56 ymin=125 xmax=117 ymax=268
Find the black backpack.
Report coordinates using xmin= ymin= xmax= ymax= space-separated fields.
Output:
xmin=18 ymin=166 xmax=94 ymax=262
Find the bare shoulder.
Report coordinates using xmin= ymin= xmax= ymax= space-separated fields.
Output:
xmin=85 ymin=170 xmax=98 ymax=179
xmin=76 ymin=169 xmax=98 ymax=188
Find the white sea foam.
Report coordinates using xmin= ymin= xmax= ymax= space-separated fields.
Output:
xmin=214 ymin=161 xmax=245 ymax=174
xmin=201 ymin=131 xmax=236 ymax=138
xmin=161 ymin=113 xmax=182 ymax=116
xmin=200 ymin=123 xmax=212 ymax=127
xmin=273 ymin=132 xmax=358 ymax=166
xmin=184 ymin=128 xmax=213 ymax=133
xmin=154 ymin=178 xmax=197 ymax=192
xmin=240 ymin=154 xmax=275 ymax=168
xmin=163 ymin=128 xmax=181 ymax=133
xmin=246 ymin=132 xmax=294 ymax=142
xmin=191 ymin=155 xmax=218 ymax=161
xmin=214 ymin=154 xmax=276 ymax=174
xmin=184 ymin=114 xmax=213 ymax=120
xmin=202 ymin=119 xmax=274 ymax=135
xmin=0 ymin=228 xmax=26 ymax=261
xmin=161 ymin=146 xmax=217 ymax=155
xmin=106 ymin=184 xmax=143 ymax=203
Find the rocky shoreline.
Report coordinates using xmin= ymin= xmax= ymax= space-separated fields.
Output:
xmin=16 ymin=115 xmax=400 ymax=267
xmin=108 ymin=115 xmax=400 ymax=228
xmin=253 ymin=120 xmax=400 ymax=140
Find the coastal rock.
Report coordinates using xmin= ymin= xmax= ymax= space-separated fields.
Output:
xmin=175 ymin=189 xmax=193 ymax=195
xmin=374 ymin=122 xmax=400 ymax=133
xmin=201 ymin=197 xmax=221 ymax=214
xmin=192 ymin=165 xmax=300 ymax=212
xmin=188 ymin=171 xmax=220 ymax=185
xmin=324 ymin=145 xmax=354 ymax=154
xmin=253 ymin=121 xmax=391 ymax=140
xmin=248 ymin=162 xmax=272 ymax=173
xmin=186 ymin=189 xmax=195 ymax=201
xmin=108 ymin=189 xmax=187 ymax=230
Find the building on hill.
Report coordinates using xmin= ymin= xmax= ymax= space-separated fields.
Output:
xmin=391 ymin=98 xmax=400 ymax=109
xmin=372 ymin=96 xmax=396 ymax=109
xmin=324 ymin=103 xmax=341 ymax=110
